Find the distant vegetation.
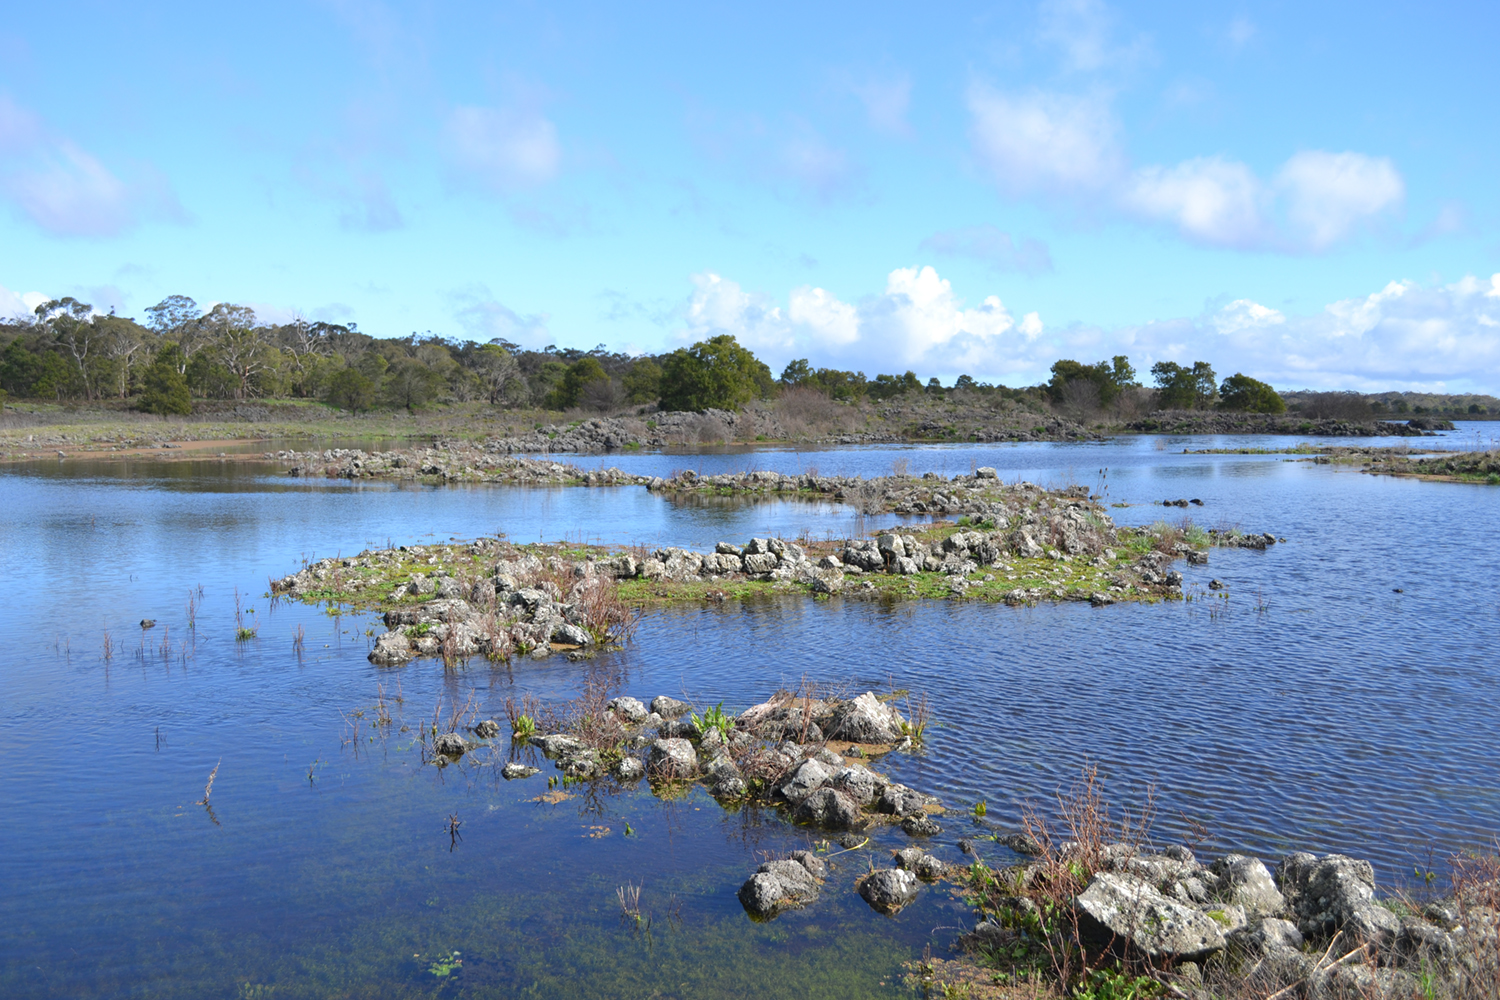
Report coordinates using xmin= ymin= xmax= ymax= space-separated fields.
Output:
xmin=1 ymin=294 xmax=1493 ymax=420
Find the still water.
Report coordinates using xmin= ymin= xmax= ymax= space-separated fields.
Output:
xmin=2 ymin=432 xmax=1497 ymax=998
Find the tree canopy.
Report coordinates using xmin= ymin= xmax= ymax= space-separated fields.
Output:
xmin=659 ymin=335 xmax=775 ymax=411
xmin=1218 ymin=372 xmax=1286 ymax=413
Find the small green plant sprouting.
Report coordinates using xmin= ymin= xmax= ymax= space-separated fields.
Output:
xmin=691 ymin=702 xmax=733 ymax=741
xmin=973 ymin=800 xmax=987 ymax=819
xmin=407 ymin=621 xmax=435 ymax=638
xmin=899 ymin=691 xmax=930 ymax=745
xmin=426 ymin=951 xmax=462 ymax=978
xmin=236 ymin=627 xmax=258 ymax=641
xmin=1073 ymin=968 xmax=1161 ymax=1000
xmin=513 ymin=714 xmax=536 ymax=740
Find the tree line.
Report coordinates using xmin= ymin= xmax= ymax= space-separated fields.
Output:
xmin=0 ymin=293 xmax=1286 ymax=417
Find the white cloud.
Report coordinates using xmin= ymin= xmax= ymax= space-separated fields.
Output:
xmin=850 ymin=75 xmax=912 ymax=137
xmin=789 ymin=286 xmax=858 ymax=346
xmin=0 ymin=94 xmax=184 ymax=237
xmin=1123 ymin=157 xmax=1266 ymax=248
xmin=683 ymin=273 xmax=792 ymax=352
xmin=676 ymin=267 xmax=1500 ymax=392
xmin=1037 ymin=0 xmax=1151 ymax=73
xmin=920 ymin=225 xmax=1054 ymax=274
xmin=0 ymin=282 xmax=46 ymax=320
xmin=967 ymin=85 xmax=1123 ymax=196
xmin=1275 ymin=151 xmax=1404 ymax=250
xmin=443 ymin=105 xmax=560 ymax=190
xmin=1119 ymin=151 xmax=1404 ymax=252
xmin=1212 ymin=299 xmax=1285 ymax=335
xmin=681 ymin=265 xmax=1035 ymax=376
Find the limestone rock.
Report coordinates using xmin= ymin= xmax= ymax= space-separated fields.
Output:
xmin=1075 ymin=872 xmax=1227 ymax=959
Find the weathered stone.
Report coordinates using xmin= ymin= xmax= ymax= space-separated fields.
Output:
xmin=777 ymin=758 xmax=831 ymax=804
xmin=1075 ymin=872 xmax=1226 ymax=959
xmin=794 ymin=787 xmax=861 ymax=830
xmin=737 ymin=855 xmax=824 ymax=918
xmin=651 ymin=695 xmax=691 ymax=718
xmin=433 ymin=732 xmax=468 ymax=756
xmin=859 ymin=869 xmax=921 ymax=914
xmin=901 ymin=814 xmax=941 ymax=837
xmin=368 ymin=631 xmax=414 ymax=665
xmin=1212 ymin=854 xmax=1286 ymax=916
xmin=607 ymin=696 xmax=648 ymax=723
xmin=824 ymin=692 xmax=904 ymax=743
xmin=878 ymin=783 xmax=929 ymax=817
xmin=551 ymin=622 xmax=592 ymax=646
xmin=561 ymin=750 xmax=601 ymax=778
xmin=473 ymin=719 xmax=501 ymax=739
xmin=614 ymin=756 xmax=645 ymax=782
xmin=501 ymin=762 xmax=539 ymax=780
xmin=647 ymin=738 xmax=698 ymax=778
xmin=659 ymin=717 xmax=700 ymax=739
xmin=1278 ymin=853 xmax=1391 ymax=943
xmin=829 ymin=766 xmax=882 ymax=806
xmin=532 ymin=734 xmax=587 ymax=757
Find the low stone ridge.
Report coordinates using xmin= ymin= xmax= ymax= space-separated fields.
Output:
xmin=963 ymin=840 xmax=1497 ymax=997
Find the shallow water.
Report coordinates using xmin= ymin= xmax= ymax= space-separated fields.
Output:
xmin=2 ymin=433 xmax=1498 ymax=998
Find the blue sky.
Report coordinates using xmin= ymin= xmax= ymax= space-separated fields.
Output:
xmin=1 ymin=0 xmax=1497 ymax=390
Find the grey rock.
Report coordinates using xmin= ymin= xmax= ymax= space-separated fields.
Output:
xmin=473 ymin=719 xmax=501 ymax=739
xmin=794 ymin=787 xmax=861 ymax=830
xmin=614 ymin=756 xmax=646 ymax=782
xmin=435 ymin=576 xmax=464 ymax=599
xmin=859 ymin=869 xmax=921 ymax=914
xmin=738 ymin=873 xmax=788 ymax=918
xmin=659 ymin=717 xmax=701 ymax=740
xmin=1278 ymin=853 xmax=1391 ymax=943
xmin=647 ymin=738 xmax=698 ymax=779
xmin=824 ymin=691 xmax=905 ymax=743
xmin=561 ymin=750 xmax=602 ymax=778
xmin=433 ymin=732 xmax=468 ymax=756
xmin=742 ymin=552 xmax=779 ymax=574
xmin=894 ymin=848 xmax=925 ymax=870
xmin=789 ymin=850 xmax=826 ymax=879
xmin=1229 ymin=917 xmax=1305 ymax=955
xmin=916 ymin=854 xmax=947 ymax=880
xmin=704 ymin=756 xmax=747 ymax=798
xmin=533 ymin=734 xmax=587 ymax=758
xmin=829 ymin=766 xmax=882 ymax=806
xmin=1075 ymin=872 xmax=1227 ymax=959
xmin=368 ymin=631 xmax=415 ymax=665
xmin=551 ymin=622 xmax=592 ymax=646
xmin=651 ymin=695 xmax=691 ymax=719
xmin=501 ymin=762 xmax=539 ymax=780
xmin=878 ymin=783 xmax=929 ymax=817
xmin=1213 ymin=854 xmax=1286 ymax=917
xmin=607 ymin=696 xmax=648 ymax=723
xmin=901 ymin=814 xmax=942 ymax=837
xmin=976 ymin=466 xmax=999 ymax=479
xmin=777 ymin=758 xmax=831 ymax=804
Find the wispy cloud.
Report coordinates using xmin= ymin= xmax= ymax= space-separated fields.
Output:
xmin=920 ymin=225 xmax=1054 ymax=274
xmin=849 ymin=74 xmax=912 ymax=137
xmin=966 ymin=84 xmax=1124 ymax=197
xmin=0 ymin=94 xmax=186 ymax=237
xmin=451 ymin=284 xmax=551 ymax=347
xmin=443 ymin=104 xmax=561 ymax=191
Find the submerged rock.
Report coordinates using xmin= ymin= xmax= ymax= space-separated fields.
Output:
xmin=737 ymin=853 xmax=825 ymax=919
xmin=501 ymin=762 xmax=539 ymax=780
xmin=433 ymin=732 xmax=468 ymax=756
xmin=859 ymin=869 xmax=921 ymax=914
xmin=473 ymin=719 xmax=501 ymax=739
xmin=647 ymin=738 xmax=698 ymax=779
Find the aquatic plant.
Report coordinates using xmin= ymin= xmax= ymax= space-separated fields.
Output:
xmin=692 ymin=702 xmax=734 ymax=742
xmin=513 ymin=715 xmax=536 ymax=740
xmin=426 ymin=950 xmax=462 ymax=978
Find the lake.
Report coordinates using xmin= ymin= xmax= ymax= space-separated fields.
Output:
xmin=2 ymin=426 xmax=1497 ymax=998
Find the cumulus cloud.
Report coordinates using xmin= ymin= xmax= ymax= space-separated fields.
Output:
xmin=1275 ymin=151 xmax=1404 ymax=250
xmin=0 ymin=282 xmax=47 ymax=320
xmin=681 ymin=264 xmax=1037 ymax=376
xmin=967 ymin=84 xmax=1123 ymax=196
xmin=1123 ymin=156 xmax=1267 ymax=248
xmin=451 ymin=285 xmax=551 ymax=348
xmin=0 ymin=94 xmax=185 ymax=237
xmin=920 ymin=224 xmax=1054 ymax=274
xmin=1119 ymin=150 xmax=1403 ymax=252
xmin=678 ymin=266 xmax=1500 ymax=392
xmin=443 ymin=105 xmax=561 ymax=191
